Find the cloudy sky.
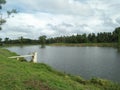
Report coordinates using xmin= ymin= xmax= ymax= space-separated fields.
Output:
xmin=0 ymin=0 xmax=120 ymax=39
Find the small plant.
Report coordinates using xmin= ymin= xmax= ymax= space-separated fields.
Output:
xmin=19 ymin=57 xmax=27 ymax=62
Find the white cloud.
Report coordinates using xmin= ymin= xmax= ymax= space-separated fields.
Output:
xmin=0 ymin=0 xmax=120 ymax=39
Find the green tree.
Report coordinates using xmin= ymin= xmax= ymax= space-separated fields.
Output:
xmin=19 ymin=36 xmax=24 ymax=45
xmin=39 ymin=35 xmax=46 ymax=46
xmin=0 ymin=0 xmax=6 ymax=8
xmin=114 ymin=27 xmax=120 ymax=47
xmin=4 ymin=37 xmax=9 ymax=44
xmin=0 ymin=38 xmax=2 ymax=42
xmin=112 ymin=28 xmax=119 ymax=42
xmin=0 ymin=37 xmax=2 ymax=45
xmin=0 ymin=0 xmax=17 ymax=30
xmin=0 ymin=0 xmax=6 ymax=30
xmin=7 ymin=9 xmax=17 ymax=18
xmin=119 ymin=31 xmax=120 ymax=47
xmin=88 ymin=33 xmax=97 ymax=43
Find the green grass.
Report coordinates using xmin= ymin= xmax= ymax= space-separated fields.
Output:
xmin=0 ymin=48 xmax=120 ymax=90
xmin=49 ymin=43 xmax=117 ymax=47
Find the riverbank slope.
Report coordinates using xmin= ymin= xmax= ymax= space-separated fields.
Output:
xmin=0 ymin=48 xmax=120 ymax=90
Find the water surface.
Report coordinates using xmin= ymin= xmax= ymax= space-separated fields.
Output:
xmin=7 ymin=45 xmax=120 ymax=83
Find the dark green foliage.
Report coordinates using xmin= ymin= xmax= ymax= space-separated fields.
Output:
xmin=46 ymin=27 xmax=119 ymax=44
xmin=7 ymin=9 xmax=17 ymax=17
xmin=114 ymin=27 xmax=120 ymax=47
xmin=97 ymin=32 xmax=112 ymax=43
xmin=0 ymin=0 xmax=6 ymax=4
xmin=0 ymin=0 xmax=6 ymax=9
xmin=0 ymin=19 xmax=6 ymax=25
xmin=4 ymin=37 xmax=9 ymax=44
xmin=39 ymin=35 xmax=46 ymax=46
xmin=0 ymin=0 xmax=6 ymax=30
xmin=3 ymin=37 xmax=39 ymax=45
xmin=0 ymin=0 xmax=17 ymax=30
xmin=0 ymin=38 xmax=2 ymax=46
xmin=88 ymin=33 xmax=97 ymax=43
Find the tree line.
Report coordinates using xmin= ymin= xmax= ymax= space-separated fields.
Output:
xmin=0 ymin=37 xmax=39 ymax=45
xmin=0 ymin=27 xmax=120 ymax=46
xmin=46 ymin=27 xmax=120 ymax=44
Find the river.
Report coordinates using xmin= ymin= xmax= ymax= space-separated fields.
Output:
xmin=6 ymin=45 xmax=120 ymax=83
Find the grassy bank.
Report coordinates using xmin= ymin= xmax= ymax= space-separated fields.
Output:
xmin=0 ymin=48 xmax=120 ymax=90
xmin=49 ymin=43 xmax=117 ymax=47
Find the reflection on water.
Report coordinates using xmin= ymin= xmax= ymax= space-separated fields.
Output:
xmin=7 ymin=45 xmax=120 ymax=83
xmin=117 ymin=47 xmax=120 ymax=53
xmin=41 ymin=45 xmax=46 ymax=48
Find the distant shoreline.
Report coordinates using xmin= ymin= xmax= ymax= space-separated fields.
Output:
xmin=49 ymin=43 xmax=117 ymax=47
xmin=1 ymin=43 xmax=118 ymax=48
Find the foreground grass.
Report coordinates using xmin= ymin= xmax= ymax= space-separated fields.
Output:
xmin=49 ymin=43 xmax=117 ymax=47
xmin=0 ymin=48 xmax=120 ymax=90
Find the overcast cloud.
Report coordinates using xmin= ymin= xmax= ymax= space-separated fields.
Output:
xmin=0 ymin=0 xmax=120 ymax=39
